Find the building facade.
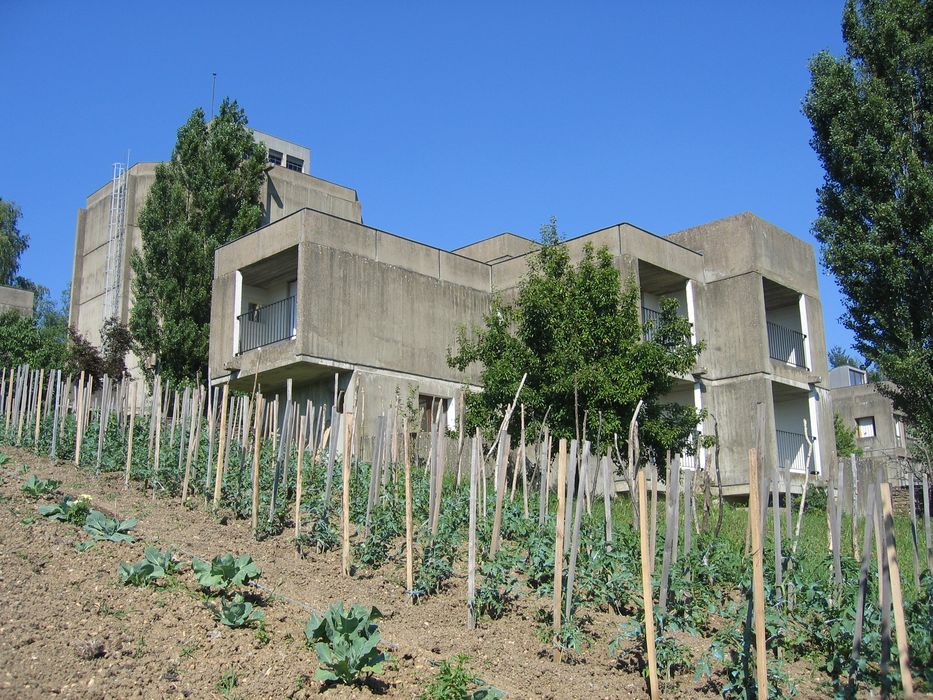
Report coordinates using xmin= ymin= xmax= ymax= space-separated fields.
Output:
xmin=0 ymin=285 xmax=34 ymax=317
xmin=209 ymin=208 xmax=835 ymax=494
xmin=830 ymin=365 xmax=911 ymax=481
xmin=68 ymin=132 xmax=360 ymax=376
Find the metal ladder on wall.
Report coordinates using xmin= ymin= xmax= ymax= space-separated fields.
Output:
xmin=103 ymin=162 xmax=127 ymax=321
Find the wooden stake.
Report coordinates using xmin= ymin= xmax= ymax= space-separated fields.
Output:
xmin=294 ymin=414 xmax=306 ymax=539
xmin=847 ymin=479 xmax=876 ymax=695
xmin=74 ymin=371 xmax=85 ymax=466
xmin=748 ymin=448 xmax=768 ymax=699
xmin=908 ymin=472 xmax=921 ymax=588
xmin=181 ymin=386 xmax=200 ymax=501
xmin=251 ymin=393 xmax=263 ymax=535
xmin=552 ymin=439 xmax=568 ymax=662
xmin=404 ymin=418 xmax=414 ymax=597
xmin=152 ymin=378 xmax=162 ymax=495
xmin=924 ymin=473 xmax=932 ymax=573
xmin=341 ymin=411 xmax=353 ymax=576
xmin=602 ymin=455 xmax=613 ymax=545
xmin=638 ymin=466 xmax=660 ymax=700
xmin=124 ymin=384 xmax=137 ymax=486
xmin=879 ymin=481 xmax=914 ymax=697
xmin=467 ymin=431 xmax=478 ymax=629
xmin=33 ymin=368 xmax=44 ymax=449
xmin=489 ymin=431 xmax=511 ymax=558
xmin=212 ymin=383 xmax=229 ymax=509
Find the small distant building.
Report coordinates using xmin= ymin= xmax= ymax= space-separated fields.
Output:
xmin=830 ymin=364 xmax=912 ymax=482
xmin=0 ymin=285 xmax=34 ymax=317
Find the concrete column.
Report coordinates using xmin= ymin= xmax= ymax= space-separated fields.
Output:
xmin=686 ymin=279 xmax=698 ymax=346
xmin=798 ymin=294 xmax=812 ymax=370
xmin=232 ymin=271 xmax=243 ymax=356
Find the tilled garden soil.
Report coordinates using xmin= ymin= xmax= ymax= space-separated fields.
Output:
xmin=0 ymin=448 xmax=825 ymax=699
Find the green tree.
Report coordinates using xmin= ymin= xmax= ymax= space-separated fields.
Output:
xmin=448 ymin=219 xmax=703 ymax=459
xmin=131 ymin=98 xmax=266 ymax=384
xmin=804 ymin=0 xmax=933 ymax=442
xmin=827 ymin=345 xmax=858 ymax=369
xmin=0 ymin=198 xmax=29 ymax=288
xmin=833 ymin=413 xmax=861 ymax=459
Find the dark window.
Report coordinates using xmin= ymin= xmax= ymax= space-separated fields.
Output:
xmin=849 ymin=368 xmax=866 ymax=385
xmin=286 ymin=156 xmax=304 ymax=172
xmin=268 ymin=149 xmax=283 ymax=166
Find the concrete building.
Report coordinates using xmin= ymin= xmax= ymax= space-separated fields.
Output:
xmin=209 ymin=209 xmax=835 ymax=494
xmin=830 ymin=365 xmax=910 ymax=471
xmin=68 ymin=132 xmax=360 ymax=375
xmin=0 ymin=285 xmax=34 ymax=317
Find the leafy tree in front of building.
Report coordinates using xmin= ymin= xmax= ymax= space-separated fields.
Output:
xmin=67 ymin=318 xmax=133 ymax=387
xmin=804 ymin=0 xmax=933 ymax=443
xmin=448 ymin=218 xmax=703 ymax=459
xmin=130 ymin=98 xmax=267 ymax=385
xmin=0 ymin=198 xmax=29 ymax=288
xmin=833 ymin=413 xmax=861 ymax=459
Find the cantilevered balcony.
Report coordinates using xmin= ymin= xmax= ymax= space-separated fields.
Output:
xmin=238 ymin=295 xmax=296 ymax=353
xmin=641 ymin=306 xmax=663 ymax=341
xmin=767 ymin=322 xmax=807 ymax=369
xmin=763 ymin=277 xmax=809 ymax=370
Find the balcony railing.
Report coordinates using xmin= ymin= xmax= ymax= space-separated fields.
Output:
xmin=767 ymin=321 xmax=807 ymax=369
xmin=642 ymin=306 xmax=663 ymax=341
xmin=237 ymin=295 xmax=296 ymax=353
xmin=776 ymin=429 xmax=808 ymax=472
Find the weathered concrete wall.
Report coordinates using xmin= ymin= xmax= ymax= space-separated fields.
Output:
xmin=667 ymin=212 xmax=820 ymax=298
xmin=453 ymin=233 xmax=538 ymax=263
xmin=0 ymin=285 xmax=34 ymax=317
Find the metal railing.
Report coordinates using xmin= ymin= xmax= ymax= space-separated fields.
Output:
xmin=237 ymin=295 xmax=296 ymax=353
xmin=642 ymin=306 xmax=663 ymax=341
xmin=767 ymin=321 xmax=808 ymax=369
xmin=776 ymin=429 xmax=808 ymax=472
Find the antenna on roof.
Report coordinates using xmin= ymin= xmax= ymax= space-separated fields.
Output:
xmin=210 ymin=72 xmax=217 ymax=120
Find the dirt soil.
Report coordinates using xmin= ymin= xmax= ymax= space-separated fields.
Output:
xmin=0 ymin=447 xmax=828 ymax=699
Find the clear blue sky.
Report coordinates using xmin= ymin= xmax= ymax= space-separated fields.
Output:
xmin=0 ymin=2 xmax=855 ymax=356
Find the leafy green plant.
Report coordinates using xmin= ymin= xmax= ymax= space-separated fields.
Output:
xmin=419 ymin=654 xmax=503 ymax=700
xmin=38 ymin=494 xmax=91 ymax=525
xmin=304 ymin=602 xmax=386 ymax=684
xmin=215 ymin=594 xmax=265 ymax=628
xmin=413 ymin=538 xmax=454 ymax=600
xmin=118 ymin=547 xmax=178 ymax=586
xmin=84 ymin=510 xmax=137 ymax=542
xmin=0 ymin=452 xmax=9 ymax=466
xmin=21 ymin=474 xmax=60 ymax=499
xmin=612 ymin=616 xmax=692 ymax=687
xmin=192 ymin=553 xmax=261 ymax=593
xmin=475 ymin=549 xmax=520 ymax=620
xmin=296 ymin=502 xmax=338 ymax=555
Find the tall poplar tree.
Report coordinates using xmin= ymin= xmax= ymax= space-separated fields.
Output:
xmin=804 ymin=0 xmax=933 ymax=443
xmin=131 ymin=99 xmax=266 ymax=384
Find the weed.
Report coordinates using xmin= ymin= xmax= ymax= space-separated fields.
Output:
xmin=419 ymin=653 xmax=503 ymax=700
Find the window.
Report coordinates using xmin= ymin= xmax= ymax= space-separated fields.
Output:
xmin=286 ymin=156 xmax=304 ymax=172
xmin=418 ymin=395 xmax=448 ymax=433
xmin=895 ymin=418 xmax=904 ymax=446
xmin=856 ymin=416 xmax=876 ymax=439
xmin=849 ymin=368 xmax=866 ymax=386
xmin=268 ymin=149 xmax=283 ymax=166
